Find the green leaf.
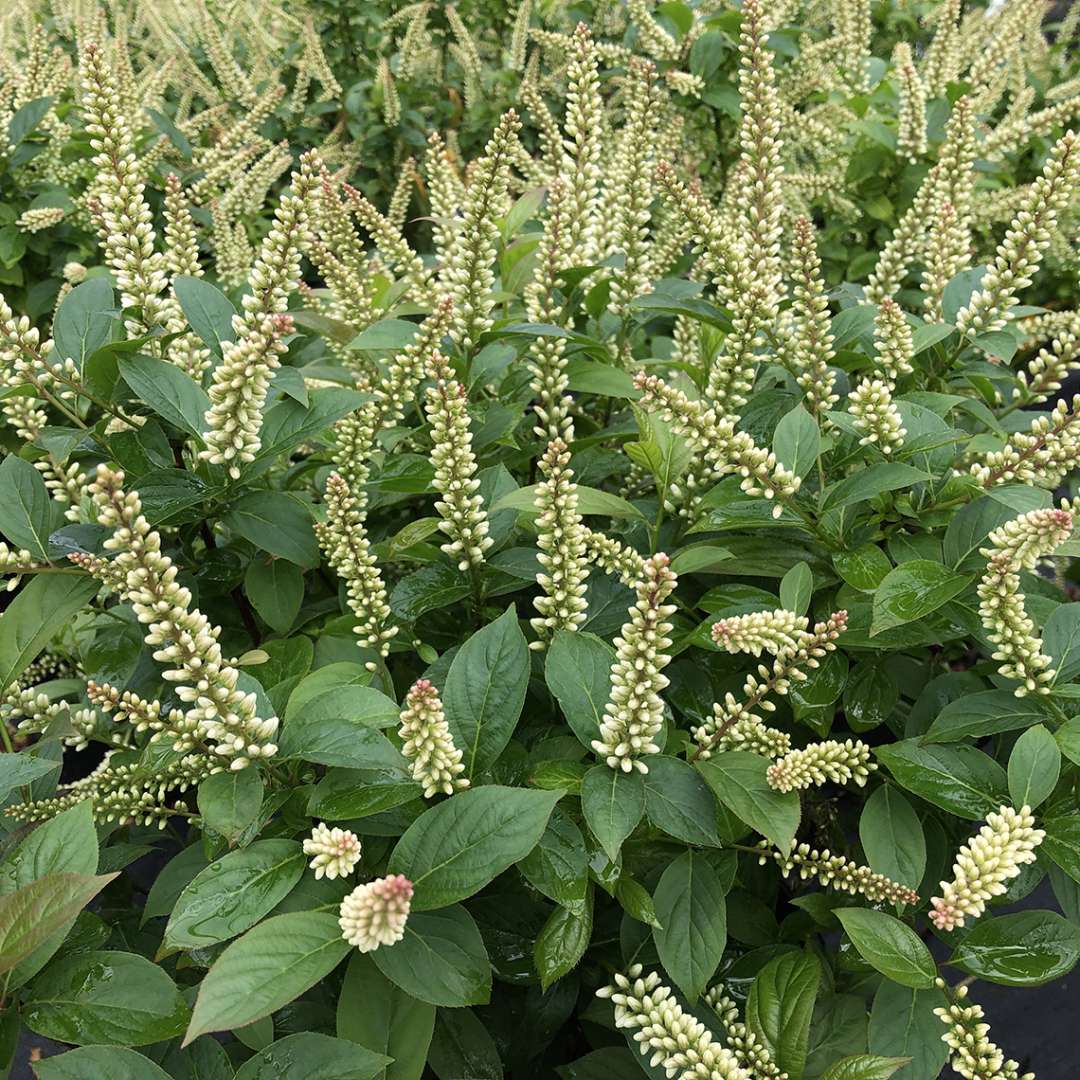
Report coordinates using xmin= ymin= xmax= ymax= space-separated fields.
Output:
xmin=53 ymin=278 xmax=116 ymax=369
xmin=923 ymin=690 xmax=1046 ymax=744
xmin=1008 ymin=725 xmax=1060 ymax=810
xmin=278 ymin=685 xmax=401 ymax=767
xmin=868 ymin=982 xmax=948 ymax=1080
xmin=0 ymin=872 xmax=115 ymax=972
xmin=0 ymin=572 xmax=99 ymax=690
xmin=669 ymin=545 xmax=734 ymax=574
xmin=545 ymin=630 xmax=615 ymax=751
xmin=0 ymin=752 xmax=60 ymax=802
xmin=390 ymin=564 xmax=471 ymax=620
xmin=821 ymin=463 xmax=928 ymax=511
xmin=1044 ymin=602 xmax=1080 ymax=685
xmin=835 ymin=908 xmax=935 ymax=988
xmin=819 ymin=1057 xmax=910 ymax=1080
xmin=8 ymin=97 xmax=54 ymax=145
xmin=146 ymin=107 xmax=192 ymax=159
xmin=1038 ymin=814 xmax=1080 ymax=884
xmin=951 ymin=910 xmax=1080 ymax=986
xmin=535 ymin=892 xmax=593 ymax=990
xmin=184 ymin=912 xmax=351 ymax=1044
xmin=35 ymin=1046 xmax=171 ymax=1080
xmin=388 ymin=786 xmax=562 ymax=910
xmin=833 ymin=545 xmax=892 ymax=591
xmin=773 ymin=404 xmax=820 ymax=479
xmin=652 ymin=851 xmax=726 ymax=1002
xmin=118 ymin=354 xmax=210 ymax=438
xmin=244 ymin=557 xmax=303 ymax=634
xmin=444 ymin=606 xmax=529 ymax=777
xmin=519 ymin=808 xmax=588 ymax=911
xmin=870 ymin=560 xmax=971 ymax=636
xmin=858 ymin=786 xmax=925 ymax=890
xmin=428 ymin=1008 xmax=502 ymax=1080
xmin=173 ymin=276 xmax=236 ymax=358
xmin=780 ymin=561 xmax=813 ymax=616
xmin=223 ymin=491 xmax=319 ymax=567
xmin=746 ymin=951 xmax=821 ymax=1080
xmin=142 ymin=844 xmax=208 ymax=924
xmin=197 ymin=768 xmax=263 ymax=843
xmin=942 ymin=266 xmax=987 ymax=325
xmin=697 ymin=752 xmax=800 ymax=853
xmin=372 ymin=905 xmax=491 ymax=1007
xmin=165 ymin=840 xmax=305 ymax=951
xmin=491 ymin=484 xmax=645 ymax=521
xmin=844 ymin=661 xmax=898 ymax=732
xmin=251 ymin=388 xmax=366 ymax=473
xmin=875 ymin=741 xmax=1007 ymax=820
xmin=24 ymin=949 xmax=189 ymax=1045
xmin=350 ymin=318 xmax=420 ymax=351
xmin=338 ymin=951 xmax=435 ymax=1080
xmin=308 ymin=765 xmax=420 ymax=820
xmin=644 ymin=756 xmax=723 ymax=847
xmin=234 ymin=1033 xmax=391 ymax=1080
xmin=581 ymin=765 xmax=644 ymax=863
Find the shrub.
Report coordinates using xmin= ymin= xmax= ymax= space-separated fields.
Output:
xmin=0 ymin=0 xmax=1080 ymax=1078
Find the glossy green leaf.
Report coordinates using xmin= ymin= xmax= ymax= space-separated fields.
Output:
xmin=198 ymin=768 xmax=263 ymax=843
xmin=859 ymin=785 xmax=925 ymax=891
xmin=1008 ymin=725 xmax=1060 ymax=810
xmin=923 ymin=690 xmax=1047 ymax=744
xmin=836 ymin=908 xmax=935 ymax=988
xmin=0 ymin=454 xmax=54 ymax=559
xmin=644 ymin=756 xmax=723 ymax=847
xmin=234 ymin=1033 xmax=390 ymax=1080
xmin=534 ymin=891 xmax=593 ymax=990
xmin=875 ymin=742 xmax=1007 ymax=820
xmin=545 ymin=630 xmax=615 ymax=750
xmin=581 ymin=765 xmax=644 ymax=863
xmin=951 ymin=910 xmax=1080 ymax=986
xmin=223 ymin=491 xmax=319 ymax=566
xmin=870 ymin=561 xmax=971 ymax=636
xmin=372 ymin=905 xmax=491 ymax=1007
xmin=338 ymin=951 xmax=435 ymax=1080
xmin=746 ymin=951 xmax=821 ymax=1080
xmin=118 ymin=354 xmax=210 ymax=437
xmin=652 ymin=851 xmax=726 ymax=1002
xmin=444 ymin=606 xmax=529 ymax=776
xmin=165 ymin=840 xmax=305 ymax=950
xmin=35 ymin=1046 xmax=172 ymax=1080
xmin=697 ymin=752 xmax=800 ymax=853
xmin=388 ymin=786 xmax=561 ymax=910
xmin=184 ymin=911 xmax=351 ymax=1043
xmin=24 ymin=949 xmax=189 ymax=1045
xmin=867 ymin=982 xmax=948 ymax=1080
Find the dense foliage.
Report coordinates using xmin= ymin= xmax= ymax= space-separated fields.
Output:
xmin=1 ymin=0 xmax=1080 ymax=1077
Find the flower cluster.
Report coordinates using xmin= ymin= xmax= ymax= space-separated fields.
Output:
xmin=971 ymin=394 xmax=1080 ymax=489
xmin=977 ymin=507 xmax=1073 ymax=696
xmin=397 ymin=680 xmax=469 ymax=798
xmin=955 ymin=131 xmax=1080 ymax=335
xmin=531 ymin=438 xmax=589 ymax=647
xmin=440 ymin=110 xmax=520 ymax=353
xmin=425 ymin=351 xmax=492 ymax=571
xmin=761 ymin=841 xmax=920 ymax=906
xmin=201 ymin=156 xmax=317 ymax=477
xmin=929 ymin=805 xmax=1045 ymax=931
xmin=765 ymin=738 xmax=875 ymax=792
xmin=934 ymin=980 xmax=1035 ymax=1080
xmin=339 ymin=875 xmax=413 ymax=953
xmin=711 ymin=609 xmax=808 ymax=658
xmin=592 ymin=554 xmax=677 ymax=774
xmin=596 ymin=966 xmax=750 ymax=1080
xmin=784 ymin=216 xmax=838 ymax=417
xmin=692 ymin=611 xmax=848 ymax=758
xmin=75 ymin=466 xmax=278 ymax=766
xmin=849 ymin=299 xmax=913 ymax=455
xmin=304 ymin=823 xmax=362 ymax=880
xmin=635 ymin=373 xmax=800 ymax=516
xmin=316 ymin=472 xmax=398 ymax=663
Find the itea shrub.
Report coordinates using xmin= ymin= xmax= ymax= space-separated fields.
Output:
xmin=0 ymin=0 xmax=1079 ymax=1077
